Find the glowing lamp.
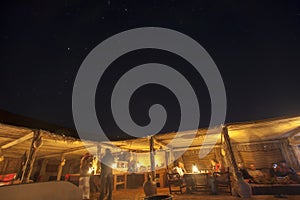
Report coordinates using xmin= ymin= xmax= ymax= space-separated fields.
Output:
xmin=192 ymin=164 xmax=199 ymax=173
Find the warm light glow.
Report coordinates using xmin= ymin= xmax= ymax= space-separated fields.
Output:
xmin=88 ymin=167 xmax=94 ymax=174
xmin=192 ymin=164 xmax=199 ymax=173
xmin=136 ymin=152 xmax=165 ymax=169
xmin=112 ymin=163 xmax=117 ymax=169
xmin=155 ymin=159 xmax=161 ymax=167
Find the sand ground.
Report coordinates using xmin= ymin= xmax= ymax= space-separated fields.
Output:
xmin=90 ymin=187 xmax=300 ymax=200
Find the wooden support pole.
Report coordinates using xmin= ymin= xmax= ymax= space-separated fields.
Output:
xmin=291 ymin=145 xmax=300 ymax=170
xmin=149 ymin=136 xmax=156 ymax=182
xmin=38 ymin=159 xmax=48 ymax=181
xmin=97 ymin=144 xmax=102 ymax=160
xmin=0 ymin=159 xmax=8 ymax=174
xmin=281 ymin=139 xmax=299 ymax=170
xmin=21 ymin=130 xmax=42 ymax=183
xmin=222 ymin=126 xmax=241 ymax=180
xmin=222 ymin=125 xmax=251 ymax=198
xmin=165 ymin=151 xmax=169 ymax=170
xmin=169 ymin=148 xmax=174 ymax=165
xmin=113 ymin=174 xmax=117 ymax=191
xmin=57 ymin=154 xmax=66 ymax=181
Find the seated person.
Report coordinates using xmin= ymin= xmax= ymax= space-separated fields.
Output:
xmin=172 ymin=161 xmax=194 ymax=193
xmin=238 ymin=163 xmax=253 ymax=181
xmin=247 ymin=164 xmax=263 ymax=177
xmin=277 ymin=161 xmax=296 ymax=176
xmin=211 ymin=159 xmax=223 ymax=173
xmin=208 ymin=159 xmax=228 ymax=195
xmin=269 ymin=163 xmax=278 ymax=177
xmin=270 ymin=163 xmax=290 ymax=184
xmin=172 ymin=161 xmax=185 ymax=177
xmin=274 ymin=161 xmax=300 ymax=183
xmin=247 ymin=164 xmax=275 ymax=184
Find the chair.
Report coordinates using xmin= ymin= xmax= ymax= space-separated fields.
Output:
xmin=166 ymin=173 xmax=186 ymax=194
xmin=213 ymin=169 xmax=232 ymax=194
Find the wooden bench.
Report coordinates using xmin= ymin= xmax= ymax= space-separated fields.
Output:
xmin=248 ymin=168 xmax=300 ymax=195
xmin=250 ymin=183 xmax=300 ymax=195
xmin=0 ymin=173 xmax=17 ymax=186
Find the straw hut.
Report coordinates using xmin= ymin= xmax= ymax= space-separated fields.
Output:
xmin=0 ymin=111 xmax=299 ymax=195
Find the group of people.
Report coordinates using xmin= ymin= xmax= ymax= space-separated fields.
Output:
xmin=238 ymin=161 xmax=300 ymax=184
xmin=171 ymin=159 xmax=229 ymax=194
xmin=79 ymin=148 xmax=114 ymax=200
xmin=171 ymin=159 xmax=300 ymax=194
xmin=79 ymin=151 xmax=300 ymax=199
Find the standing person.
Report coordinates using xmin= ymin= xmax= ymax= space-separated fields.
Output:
xmin=99 ymin=149 xmax=114 ymax=200
xmin=79 ymin=153 xmax=93 ymax=200
xmin=208 ymin=159 xmax=228 ymax=195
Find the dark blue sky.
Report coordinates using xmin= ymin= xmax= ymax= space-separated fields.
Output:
xmin=1 ymin=0 xmax=300 ymax=139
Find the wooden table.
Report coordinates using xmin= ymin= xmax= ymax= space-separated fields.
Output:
xmin=113 ymin=173 xmax=127 ymax=191
xmin=113 ymin=172 xmax=146 ymax=191
xmin=184 ymin=173 xmax=211 ymax=191
xmin=112 ymin=169 xmax=167 ymax=191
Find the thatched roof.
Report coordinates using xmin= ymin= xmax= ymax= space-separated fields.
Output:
xmin=0 ymin=123 xmax=94 ymax=159
xmin=109 ymin=115 xmax=300 ymax=152
xmin=0 ymin=114 xmax=300 ymax=160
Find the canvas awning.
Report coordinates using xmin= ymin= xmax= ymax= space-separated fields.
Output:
xmin=0 ymin=123 xmax=97 ymax=159
xmin=109 ymin=115 xmax=300 ymax=151
xmin=0 ymin=115 xmax=300 ymax=158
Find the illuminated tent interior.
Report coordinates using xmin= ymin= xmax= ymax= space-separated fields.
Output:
xmin=0 ymin=115 xmax=299 ymax=186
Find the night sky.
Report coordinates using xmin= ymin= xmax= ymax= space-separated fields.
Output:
xmin=1 ymin=0 xmax=300 ymax=139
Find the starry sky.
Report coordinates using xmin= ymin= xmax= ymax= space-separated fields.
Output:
xmin=1 ymin=0 xmax=300 ymax=139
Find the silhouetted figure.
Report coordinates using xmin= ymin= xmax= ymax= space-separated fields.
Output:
xmin=79 ymin=153 xmax=93 ymax=200
xmin=99 ymin=149 xmax=114 ymax=200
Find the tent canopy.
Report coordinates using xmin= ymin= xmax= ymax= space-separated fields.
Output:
xmin=110 ymin=115 xmax=300 ymax=151
xmin=0 ymin=115 xmax=300 ymax=159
